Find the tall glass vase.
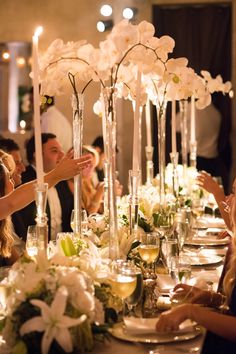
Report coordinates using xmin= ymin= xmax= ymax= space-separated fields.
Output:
xmin=35 ymin=183 xmax=48 ymax=252
xmin=155 ymin=100 xmax=167 ymax=207
xmin=179 ymin=100 xmax=188 ymax=188
xmin=102 ymin=87 xmax=119 ymax=260
xmin=72 ymin=93 xmax=84 ymax=236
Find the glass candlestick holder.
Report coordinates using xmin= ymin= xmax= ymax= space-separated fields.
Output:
xmin=170 ymin=152 xmax=179 ymax=197
xmin=128 ymin=170 xmax=140 ymax=239
xmin=35 ymin=183 xmax=48 ymax=253
xmin=145 ymin=146 xmax=154 ymax=185
xmin=190 ymin=140 xmax=197 ymax=168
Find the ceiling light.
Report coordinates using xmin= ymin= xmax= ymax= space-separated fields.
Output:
xmin=100 ymin=4 xmax=113 ymax=17
xmin=97 ymin=20 xmax=113 ymax=33
xmin=122 ymin=7 xmax=137 ymax=20
xmin=2 ymin=51 xmax=10 ymax=60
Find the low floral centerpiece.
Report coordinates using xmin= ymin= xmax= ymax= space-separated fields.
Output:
xmin=0 ymin=250 xmax=113 ymax=354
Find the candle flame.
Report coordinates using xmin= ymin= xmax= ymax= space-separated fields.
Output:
xmin=34 ymin=26 xmax=43 ymax=37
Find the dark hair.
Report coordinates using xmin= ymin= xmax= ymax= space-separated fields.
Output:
xmin=92 ymin=136 xmax=104 ymax=153
xmin=0 ymin=138 xmax=19 ymax=152
xmin=25 ymin=133 xmax=57 ymax=163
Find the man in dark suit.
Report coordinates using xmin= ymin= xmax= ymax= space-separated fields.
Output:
xmin=18 ymin=133 xmax=73 ymax=241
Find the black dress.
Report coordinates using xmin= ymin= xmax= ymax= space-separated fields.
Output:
xmin=201 ymin=286 xmax=236 ymax=354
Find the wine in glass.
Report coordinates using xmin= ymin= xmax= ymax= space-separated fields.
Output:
xmin=26 ymin=225 xmax=38 ymax=257
xmin=138 ymin=233 xmax=160 ymax=278
xmin=121 ymin=265 xmax=143 ymax=317
xmin=109 ymin=262 xmax=137 ymax=319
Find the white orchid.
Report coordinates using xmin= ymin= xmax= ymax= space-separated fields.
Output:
xmin=20 ymin=286 xmax=86 ymax=354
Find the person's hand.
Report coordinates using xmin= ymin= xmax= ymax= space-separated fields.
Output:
xmin=156 ymin=304 xmax=193 ymax=332
xmin=173 ymin=284 xmax=210 ymax=305
xmin=53 ymin=153 xmax=92 ymax=182
xmin=196 ymin=171 xmax=220 ymax=194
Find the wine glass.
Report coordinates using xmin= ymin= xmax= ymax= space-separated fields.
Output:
xmin=109 ymin=261 xmax=137 ymax=318
xmin=174 ymin=212 xmax=189 ymax=254
xmin=26 ymin=225 xmax=38 ymax=257
xmin=138 ymin=233 xmax=160 ymax=279
xmin=120 ymin=264 xmax=143 ymax=317
xmin=162 ymin=238 xmax=179 ymax=272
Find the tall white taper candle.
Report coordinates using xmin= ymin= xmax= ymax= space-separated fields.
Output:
xmin=32 ymin=26 xmax=44 ymax=185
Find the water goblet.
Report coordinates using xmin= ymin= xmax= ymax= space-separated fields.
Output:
xmin=138 ymin=233 xmax=160 ymax=279
xmin=170 ymin=256 xmax=191 ymax=284
xmin=162 ymin=238 xmax=179 ymax=272
xmin=26 ymin=225 xmax=38 ymax=257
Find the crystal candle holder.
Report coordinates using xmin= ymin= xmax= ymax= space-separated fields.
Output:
xmin=145 ymin=146 xmax=154 ymax=185
xmin=128 ymin=170 xmax=140 ymax=238
xmin=35 ymin=183 xmax=48 ymax=253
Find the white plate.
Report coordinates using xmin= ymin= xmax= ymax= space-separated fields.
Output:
xmin=183 ymin=254 xmax=223 ymax=266
xmin=195 ymin=217 xmax=225 ymax=229
xmin=185 ymin=237 xmax=230 ymax=247
xmin=109 ymin=322 xmax=202 ymax=344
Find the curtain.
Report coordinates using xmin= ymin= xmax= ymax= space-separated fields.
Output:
xmin=152 ymin=3 xmax=232 ymax=191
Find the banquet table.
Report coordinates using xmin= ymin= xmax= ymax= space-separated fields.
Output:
xmin=92 ymin=262 xmax=225 ymax=354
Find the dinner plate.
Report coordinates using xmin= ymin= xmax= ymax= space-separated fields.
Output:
xmin=109 ymin=322 xmax=202 ymax=344
xmin=195 ymin=217 xmax=225 ymax=229
xmin=183 ymin=254 xmax=223 ymax=266
xmin=185 ymin=237 xmax=230 ymax=247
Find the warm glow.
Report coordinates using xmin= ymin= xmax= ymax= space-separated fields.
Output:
xmin=123 ymin=8 xmax=134 ymax=20
xmin=229 ymin=89 xmax=234 ymax=98
xmin=2 ymin=51 xmax=10 ymax=60
xmin=100 ymin=4 xmax=112 ymax=17
xmin=34 ymin=26 xmax=43 ymax=37
xmin=97 ymin=21 xmax=105 ymax=32
xmin=19 ymin=120 xmax=26 ymax=129
xmin=16 ymin=57 xmax=26 ymax=67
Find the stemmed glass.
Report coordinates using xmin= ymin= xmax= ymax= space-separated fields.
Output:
xmin=120 ymin=264 xmax=143 ymax=317
xmin=109 ymin=261 xmax=137 ymax=318
xmin=138 ymin=233 xmax=160 ymax=279
xmin=174 ymin=211 xmax=189 ymax=255
xmin=26 ymin=225 xmax=38 ymax=257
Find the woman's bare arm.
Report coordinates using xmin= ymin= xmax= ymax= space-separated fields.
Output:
xmin=0 ymin=154 xmax=92 ymax=220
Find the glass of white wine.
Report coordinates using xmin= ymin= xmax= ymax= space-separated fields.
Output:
xmin=109 ymin=261 xmax=137 ymax=318
xmin=26 ymin=225 xmax=38 ymax=257
xmin=138 ymin=233 xmax=160 ymax=279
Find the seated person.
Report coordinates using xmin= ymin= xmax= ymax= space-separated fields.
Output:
xmin=196 ymin=171 xmax=235 ymax=231
xmin=92 ymin=136 xmax=105 ymax=183
xmin=0 ymin=153 xmax=19 ymax=266
xmin=67 ymin=145 xmax=104 ymax=215
xmin=155 ymin=196 xmax=236 ymax=353
xmin=17 ymin=133 xmax=73 ymax=240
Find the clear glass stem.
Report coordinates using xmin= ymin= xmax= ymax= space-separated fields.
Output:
xmin=145 ymin=146 xmax=154 ymax=185
xmin=72 ymin=93 xmax=84 ymax=236
xmin=129 ymin=170 xmax=140 ymax=239
xmin=156 ymin=101 xmax=167 ymax=207
xmin=35 ymin=183 xmax=48 ymax=252
xmin=190 ymin=140 xmax=197 ymax=168
xmin=170 ymin=152 xmax=179 ymax=197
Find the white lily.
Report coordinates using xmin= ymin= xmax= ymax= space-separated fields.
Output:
xmin=20 ymin=286 xmax=86 ymax=354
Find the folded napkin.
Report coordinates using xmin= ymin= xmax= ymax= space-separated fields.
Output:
xmin=123 ymin=316 xmax=195 ymax=335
